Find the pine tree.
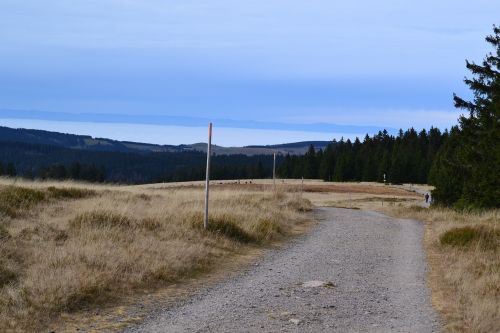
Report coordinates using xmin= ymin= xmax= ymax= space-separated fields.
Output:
xmin=430 ymin=26 xmax=500 ymax=208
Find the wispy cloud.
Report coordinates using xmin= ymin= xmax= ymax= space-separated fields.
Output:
xmin=0 ymin=109 xmax=392 ymax=135
xmin=0 ymin=118 xmax=360 ymax=146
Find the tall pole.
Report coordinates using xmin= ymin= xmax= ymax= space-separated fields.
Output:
xmin=273 ymin=152 xmax=276 ymax=191
xmin=301 ymin=176 xmax=304 ymax=196
xmin=204 ymin=123 xmax=212 ymax=229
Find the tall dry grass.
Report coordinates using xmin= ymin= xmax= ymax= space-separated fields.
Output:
xmin=388 ymin=205 xmax=499 ymax=333
xmin=0 ymin=180 xmax=311 ymax=332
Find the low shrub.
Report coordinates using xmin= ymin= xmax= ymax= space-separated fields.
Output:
xmin=140 ymin=217 xmax=162 ymax=231
xmin=286 ymin=197 xmax=313 ymax=212
xmin=190 ymin=213 xmax=255 ymax=243
xmin=207 ymin=215 xmax=255 ymax=243
xmin=253 ymin=217 xmax=283 ymax=241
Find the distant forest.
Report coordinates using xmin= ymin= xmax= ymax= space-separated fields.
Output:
xmin=0 ymin=127 xmax=445 ymax=185
xmin=277 ymin=128 xmax=445 ymax=184
xmin=0 ymin=141 xmax=277 ymax=183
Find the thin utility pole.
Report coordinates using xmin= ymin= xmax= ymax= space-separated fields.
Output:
xmin=204 ymin=123 xmax=212 ymax=229
xmin=273 ymin=152 xmax=276 ymax=191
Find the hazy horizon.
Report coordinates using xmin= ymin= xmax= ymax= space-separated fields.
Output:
xmin=1 ymin=1 xmax=499 ymax=145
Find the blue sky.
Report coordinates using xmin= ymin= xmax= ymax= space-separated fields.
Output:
xmin=0 ymin=1 xmax=499 ymax=145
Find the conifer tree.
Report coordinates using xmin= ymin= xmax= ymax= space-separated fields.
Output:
xmin=430 ymin=26 xmax=500 ymax=208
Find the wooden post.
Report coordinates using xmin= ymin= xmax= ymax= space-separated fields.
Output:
xmin=273 ymin=153 xmax=276 ymax=191
xmin=204 ymin=123 xmax=212 ymax=229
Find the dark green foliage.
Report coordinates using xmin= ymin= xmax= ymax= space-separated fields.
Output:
xmin=430 ymin=26 xmax=500 ymax=208
xmin=278 ymin=128 xmax=445 ymax=184
xmin=39 ymin=163 xmax=106 ymax=182
xmin=428 ymin=128 xmax=463 ymax=206
xmin=440 ymin=226 xmax=500 ymax=250
xmin=4 ymin=163 xmax=16 ymax=176
xmin=0 ymin=141 xmax=277 ymax=184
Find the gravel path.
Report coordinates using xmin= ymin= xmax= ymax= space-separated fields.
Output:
xmin=124 ymin=208 xmax=440 ymax=333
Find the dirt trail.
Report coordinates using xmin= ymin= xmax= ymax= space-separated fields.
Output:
xmin=124 ymin=208 xmax=440 ymax=333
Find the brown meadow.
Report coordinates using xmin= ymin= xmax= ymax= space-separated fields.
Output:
xmin=0 ymin=179 xmax=311 ymax=331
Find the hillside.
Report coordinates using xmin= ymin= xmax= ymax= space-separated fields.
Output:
xmin=0 ymin=126 xmax=331 ymax=155
xmin=0 ymin=141 xmax=280 ymax=183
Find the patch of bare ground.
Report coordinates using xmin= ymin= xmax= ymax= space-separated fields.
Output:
xmin=383 ymin=205 xmax=500 ymax=333
xmin=0 ymin=180 xmax=311 ymax=332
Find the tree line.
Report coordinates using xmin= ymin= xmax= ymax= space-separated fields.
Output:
xmin=0 ymin=141 xmax=277 ymax=184
xmin=0 ymin=162 xmax=17 ymax=177
xmin=278 ymin=127 xmax=445 ymax=184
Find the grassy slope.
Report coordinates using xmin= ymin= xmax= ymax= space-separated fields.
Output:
xmin=0 ymin=178 xmax=311 ymax=332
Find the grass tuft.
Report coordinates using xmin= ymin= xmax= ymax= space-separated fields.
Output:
xmin=69 ymin=211 xmax=133 ymax=229
xmin=207 ymin=215 xmax=255 ymax=243
xmin=189 ymin=213 xmax=255 ymax=243
xmin=63 ymin=284 xmax=109 ymax=312
xmin=0 ymin=185 xmax=96 ymax=218
xmin=46 ymin=186 xmax=95 ymax=199
xmin=0 ymin=266 xmax=17 ymax=288
xmin=286 ymin=197 xmax=313 ymax=212
xmin=440 ymin=225 xmax=500 ymax=250
xmin=0 ymin=225 xmax=11 ymax=240
xmin=254 ymin=217 xmax=283 ymax=241
xmin=0 ymin=186 xmax=46 ymax=218
xmin=139 ymin=217 xmax=162 ymax=231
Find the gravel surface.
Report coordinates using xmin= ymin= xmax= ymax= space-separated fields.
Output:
xmin=124 ymin=208 xmax=440 ymax=333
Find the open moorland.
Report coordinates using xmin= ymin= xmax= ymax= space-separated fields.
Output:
xmin=0 ymin=178 xmax=498 ymax=332
xmin=0 ymin=178 xmax=314 ymax=331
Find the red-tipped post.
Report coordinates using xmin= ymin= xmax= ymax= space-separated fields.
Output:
xmin=204 ymin=123 xmax=212 ymax=229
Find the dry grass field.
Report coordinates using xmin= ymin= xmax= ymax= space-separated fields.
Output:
xmin=0 ymin=178 xmax=312 ymax=332
xmin=1 ymin=177 xmax=497 ymax=332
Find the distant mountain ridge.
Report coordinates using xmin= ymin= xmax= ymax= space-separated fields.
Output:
xmin=0 ymin=126 xmax=332 ymax=155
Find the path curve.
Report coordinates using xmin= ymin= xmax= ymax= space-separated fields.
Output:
xmin=124 ymin=208 xmax=440 ymax=333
